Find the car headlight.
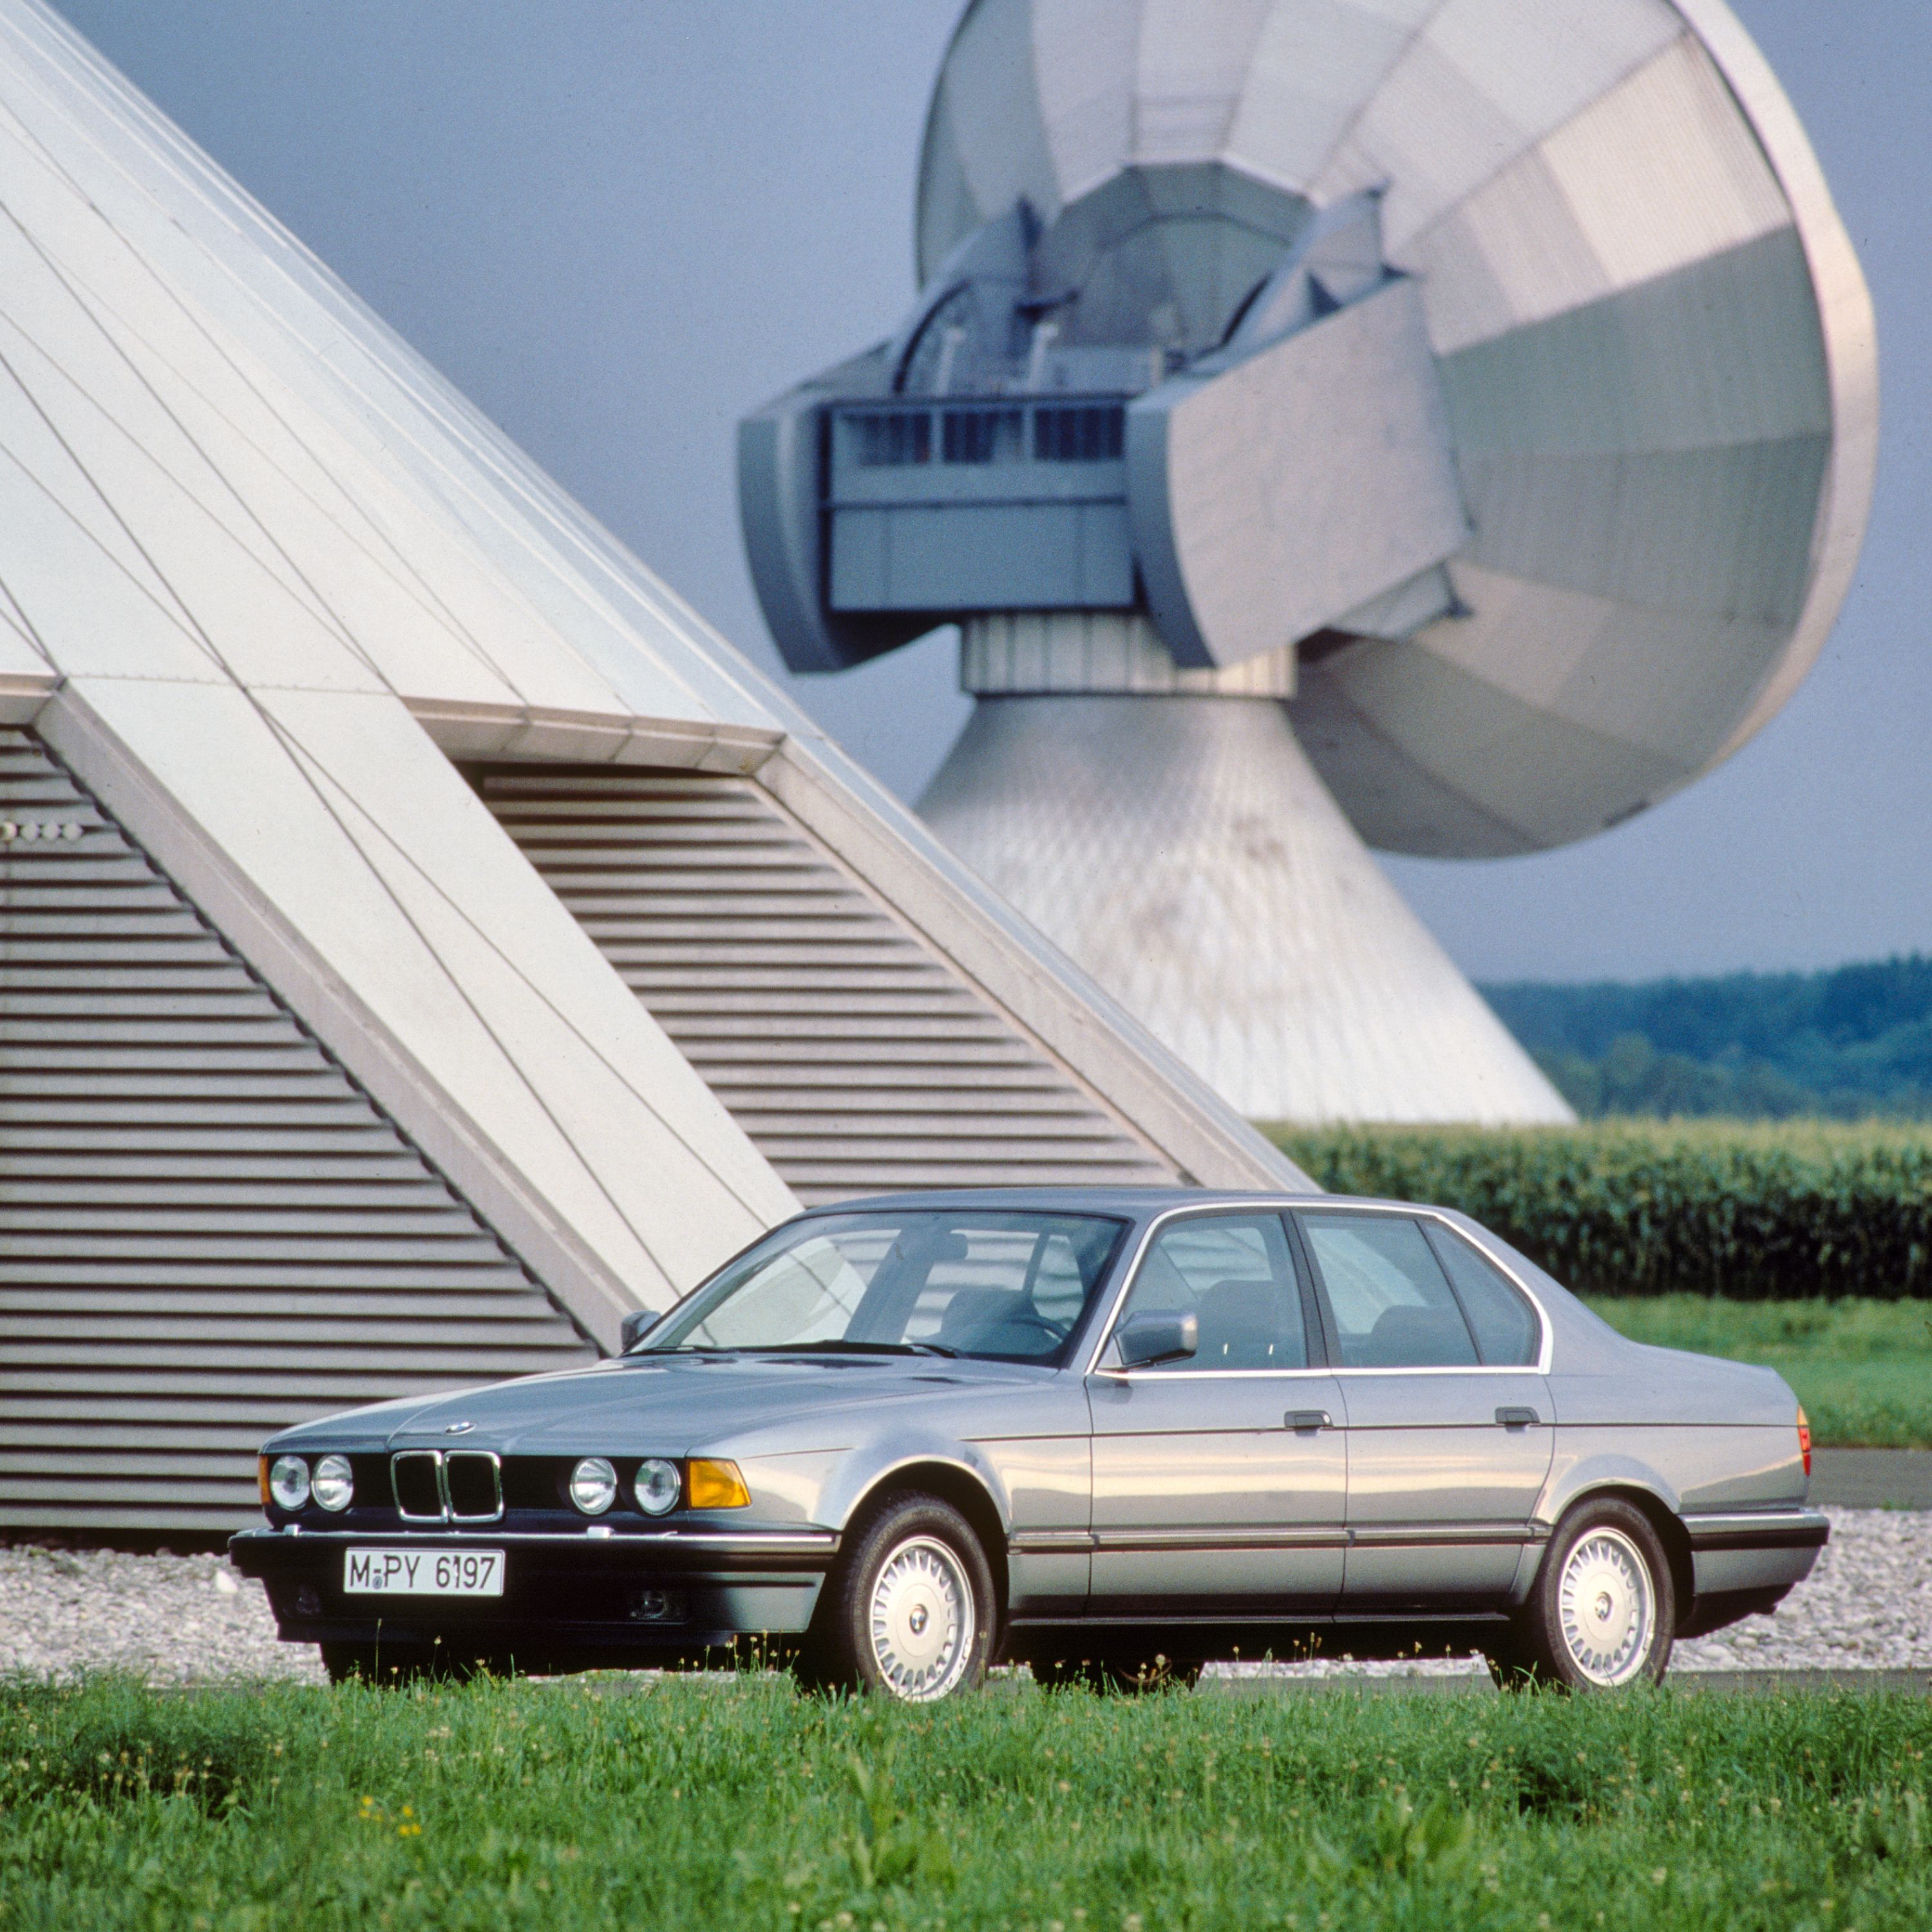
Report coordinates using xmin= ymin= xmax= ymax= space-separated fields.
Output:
xmin=569 ymin=1455 xmax=618 ymax=1515
xmin=311 ymin=1454 xmax=354 ymax=1512
xmin=634 ymin=1458 xmax=680 ymax=1515
xmin=269 ymin=1455 xmax=310 ymax=1511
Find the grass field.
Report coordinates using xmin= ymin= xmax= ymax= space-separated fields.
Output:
xmin=1580 ymin=1296 xmax=1932 ymax=1449
xmin=1 ymin=1675 xmax=1927 ymax=1931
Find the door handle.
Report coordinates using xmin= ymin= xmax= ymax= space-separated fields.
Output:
xmin=1495 ymin=1406 xmax=1540 ymax=1430
xmin=1286 ymin=1410 xmax=1333 ymax=1434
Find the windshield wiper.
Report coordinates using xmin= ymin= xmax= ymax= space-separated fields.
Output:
xmin=744 ymin=1340 xmax=963 ymax=1359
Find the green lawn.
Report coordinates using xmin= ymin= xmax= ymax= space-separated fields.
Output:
xmin=1 ymin=1675 xmax=1927 ymax=1931
xmin=1580 ymin=1295 xmax=1932 ymax=1448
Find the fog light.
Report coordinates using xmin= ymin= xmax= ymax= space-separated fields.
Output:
xmin=687 ymin=1459 xmax=750 ymax=1510
xmin=269 ymin=1455 xmax=310 ymax=1511
xmin=569 ymin=1455 xmax=618 ymax=1515
xmin=634 ymin=1457 xmax=680 ymax=1516
xmin=312 ymin=1454 xmax=354 ymax=1512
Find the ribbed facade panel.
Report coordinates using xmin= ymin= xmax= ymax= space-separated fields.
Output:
xmin=471 ymin=765 xmax=1175 ymax=1204
xmin=0 ymin=730 xmax=596 ymax=1533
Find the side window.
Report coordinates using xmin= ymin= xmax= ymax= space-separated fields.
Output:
xmin=1299 ymin=1214 xmax=1479 ymax=1369
xmin=1112 ymin=1215 xmax=1308 ymax=1371
xmin=1426 ymin=1226 xmax=1540 ymax=1367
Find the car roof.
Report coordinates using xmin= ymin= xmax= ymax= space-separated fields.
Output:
xmin=792 ymin=1187 xmax=1398 ymax=1219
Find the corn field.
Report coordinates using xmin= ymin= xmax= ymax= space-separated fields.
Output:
xmin=1271 ymin=1120 xmax=1932 ymax=1301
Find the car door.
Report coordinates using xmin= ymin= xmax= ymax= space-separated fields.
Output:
xmin=1084 ymin=1211 xmax=1346 ymax=1616
xmin=1293 ymin=1209 xmax=1553 ymax=1611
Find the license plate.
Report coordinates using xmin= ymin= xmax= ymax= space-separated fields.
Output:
xmin=343 ymin=1548 xmax=504 ymax=1596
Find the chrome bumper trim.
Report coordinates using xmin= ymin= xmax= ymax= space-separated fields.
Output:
xmin=233 ymin=1526 xmax=838 ymax=1557
xmin=1681 ymin=1508 xmax=1830 ymax=1550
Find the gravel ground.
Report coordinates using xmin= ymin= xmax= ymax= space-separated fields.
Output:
xmin=0 ymin=1546 xmax=326 ymax=1686
xmin=1233 ymin=1507 xmax=1932 ymax=1680
xmin=1 ymin=1508 xmax=1925 ymax=1687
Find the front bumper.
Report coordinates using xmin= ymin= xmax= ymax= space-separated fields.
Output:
xmin=230 ymin=1525 xmax=838 ymax=1656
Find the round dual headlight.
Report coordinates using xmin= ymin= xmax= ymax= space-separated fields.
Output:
xmin=634 ymin=1457 xmax=681 ymax=1516
xmin=269 ymin=1455 xmax=310 ymax=1511
xmin=311 ymin=1454 xmax=355 ymax=1512
xmin=569 ymin=1455 xmax=618 ymax=1515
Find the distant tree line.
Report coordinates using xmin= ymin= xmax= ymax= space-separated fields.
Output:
xmin=1481 ymin=954 xmax=1932 ymax=1119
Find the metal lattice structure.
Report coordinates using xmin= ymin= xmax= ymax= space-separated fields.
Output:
xmin=741 ymin=0 xmax=1877 ymax=1125
xmin=0 ymin=730 xmax=594 ymax=1535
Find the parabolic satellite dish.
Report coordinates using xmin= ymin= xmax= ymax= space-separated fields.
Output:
xmin=740 ymin=0 xmax=1877 ymax=1123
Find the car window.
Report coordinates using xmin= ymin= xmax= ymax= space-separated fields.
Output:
xmin=1110 ymin=1215 xmax=1307 ymax=1370
xmin=1298 ymin=1214 xmax=1479 ymax=1369
xmin=650 ymin=1211 xmax=1128 ymax=1364
xmin=1426 ymin=1226 xmax=1540 ymax=1367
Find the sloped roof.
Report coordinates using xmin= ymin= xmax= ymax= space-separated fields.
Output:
xmin=0 ymin=0 xmax=1297 ymax=1341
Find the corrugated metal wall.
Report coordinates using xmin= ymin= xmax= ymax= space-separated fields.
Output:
xmin=0 ymin=730 xmax=596 ymax=1536
xmin=471 ymin=765 xmax=1176 ymax=1203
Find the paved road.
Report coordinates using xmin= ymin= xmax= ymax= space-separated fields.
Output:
xmin=1811 ymin=1448 xmax=1932 ymax=1510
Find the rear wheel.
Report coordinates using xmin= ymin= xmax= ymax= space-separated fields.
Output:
xmin=1508 ymin=1498 xmax=1676 ymax=1690
xmin=802 ymin=1493 xmax=994 ymax=1702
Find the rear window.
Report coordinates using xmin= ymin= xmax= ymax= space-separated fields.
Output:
xmin=1298 ymin=1213 xmax=1479 ymax=1369
xmin=1425 ymin=1226 xmax=1540 ymax=1366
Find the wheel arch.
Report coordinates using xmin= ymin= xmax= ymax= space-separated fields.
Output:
xmin=843 ymin=1457 xmax=1012 ymax=1623
xmin=1544 ymin=1481 xmax=1694 ymax=1626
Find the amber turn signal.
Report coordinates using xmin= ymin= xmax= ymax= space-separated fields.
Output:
xmin=257 ymin=1455 xmax=271 ymax=1508
xmin=687 ymin=1459 xmax=750 ymax=1510
xmin=1797 ymin=1405 xmax=1812 ymax=1478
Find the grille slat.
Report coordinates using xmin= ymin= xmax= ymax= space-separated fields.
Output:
xmin=473 ymin=764 xmax=1175 ymax=1205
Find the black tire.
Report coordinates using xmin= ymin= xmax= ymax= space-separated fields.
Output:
xmin=1032 ymin=1651 xmax=1203 ymax=1694
xmin=1517 ymin=1497 xmax=1676 ymax=1690
xmin=800 ymin=1493 xmax=995 ymax=1702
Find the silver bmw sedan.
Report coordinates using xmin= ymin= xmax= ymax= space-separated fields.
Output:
xmin=234 ymin=1189 xmax=1825 ymax=1698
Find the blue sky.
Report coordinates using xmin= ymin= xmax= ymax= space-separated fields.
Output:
xmin=48 ymin=1 xmax=1932 ymax=984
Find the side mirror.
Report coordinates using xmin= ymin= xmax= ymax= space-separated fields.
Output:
xmin=618 ymin=1310 xmax=660 ymax=1353
xmin=1115 ymin=1309 xmax=1198 ymax=1370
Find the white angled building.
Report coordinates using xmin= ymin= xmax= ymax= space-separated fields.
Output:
xmin=0 ymin=0 xmax=1301 ymax=1537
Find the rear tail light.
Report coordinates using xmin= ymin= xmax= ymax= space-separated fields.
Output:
xmin=1797 ymin=1405 xmax=1812 ymax=1479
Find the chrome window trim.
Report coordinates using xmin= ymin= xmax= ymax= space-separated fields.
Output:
xmin=1078 ymin=1199 xmax=1552 ymax=1379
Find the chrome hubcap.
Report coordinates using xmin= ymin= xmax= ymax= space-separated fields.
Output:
xmin=1558 ymin=1527 xmax=1654 ymax=1686
xmin=867 ymin=1535 xmax=973 ymax=1701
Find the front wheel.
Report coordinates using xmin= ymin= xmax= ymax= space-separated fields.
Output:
xmin=802 ymin=1493 xmax=995 ymax=1702
xmin=1507 ymin=1498 xmax=1676 ymax=1690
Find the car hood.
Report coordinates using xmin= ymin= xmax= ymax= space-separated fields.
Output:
xmin=271 ymin=1353 xmax=1051 ymax=1457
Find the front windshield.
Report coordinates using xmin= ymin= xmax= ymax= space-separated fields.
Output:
xmin=643 ymin=1210 xmax=1130 ymax=1365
